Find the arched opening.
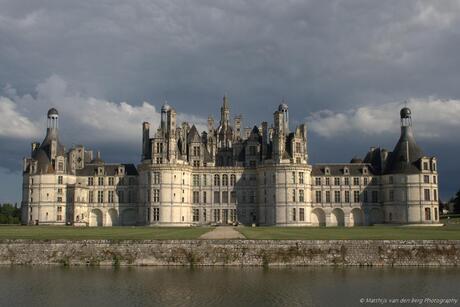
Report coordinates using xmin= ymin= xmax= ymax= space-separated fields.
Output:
xmin=310 ymin=208 xmax=326 ymax=227
xmin=370 ymin=208 xmax=383 ymax=225
xmin=350 ymin=208 xmax=364 ymax=226
xmin=89 ymin=209 xmax=103 ymax=227
xmin=121 ymin=209 xmax=137 ymax=226
xmin=330 ymin=208 xmax=345 ymax=227
xmin=107 ymin=209 xmax=118 ymax=226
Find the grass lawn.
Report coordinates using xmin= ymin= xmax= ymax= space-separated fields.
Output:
xmin=237 ymin=224 xmax=460 ymax=240
xmin=0 ymin=226 xmax=213 ymax=240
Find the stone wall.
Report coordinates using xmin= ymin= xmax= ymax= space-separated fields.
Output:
xmin=0 ymin=240 xmax=459 ymax=266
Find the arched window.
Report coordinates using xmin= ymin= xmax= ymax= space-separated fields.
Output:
xmin=230 ymin=174 xmax=236 ymax=186
xmin=214 ymin=174 xmax=220 ymax=186
xmin=222 ymin=174 xmax=228 ymax=186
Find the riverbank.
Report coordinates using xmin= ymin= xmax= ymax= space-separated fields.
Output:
xmin=1 ymin=239 xmax=459 ymax=266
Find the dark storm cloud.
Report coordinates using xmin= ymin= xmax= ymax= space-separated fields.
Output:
xmin=1 ymin=0 xmax=460 ymax=202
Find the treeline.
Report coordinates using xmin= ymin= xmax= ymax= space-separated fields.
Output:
xmin=0 ymin=203 xmax=21 ymax=224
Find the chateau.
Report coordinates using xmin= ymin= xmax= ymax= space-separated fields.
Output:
xmin=21 ymin=98 xmax=440 ymax=227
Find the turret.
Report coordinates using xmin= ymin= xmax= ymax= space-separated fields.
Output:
xmin=142 ymin=122 xmax=150 ymax=160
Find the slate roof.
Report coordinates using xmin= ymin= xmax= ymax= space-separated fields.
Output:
xmin=76 ymin=163 xmax=139 ymax=176
xmin=311 ymin=163 xmax=376 ymax=176
xmin=383 ymin=126 xmax=423 ymax=174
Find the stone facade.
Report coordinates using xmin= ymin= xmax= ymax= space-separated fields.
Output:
xmin=1 ymin=240 xmax=459 ymax=266
xmin=21 ymin=100 xmax=439 ymax=226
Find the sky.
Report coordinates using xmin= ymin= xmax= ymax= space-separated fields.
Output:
xmin=1 ymin=0 xmax=460 ymax=203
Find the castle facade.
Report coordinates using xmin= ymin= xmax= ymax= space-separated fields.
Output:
xmin=21 ymin=98 xmax=440 ymax=226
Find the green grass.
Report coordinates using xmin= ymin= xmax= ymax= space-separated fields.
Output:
xmin=237 ymin=225 xmax=460 ymax=240
xmin=0 ymin=226 xmax=213 ymax=240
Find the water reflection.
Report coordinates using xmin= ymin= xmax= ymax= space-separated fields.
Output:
xmin=1 ymin=266 xmax=459 ymax=307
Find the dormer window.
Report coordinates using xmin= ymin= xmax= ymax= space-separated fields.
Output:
xmin=325 ymin=167 xmax=330 ymax=175
xmin=98 ymin=167 xmax=104 ymax=175
xmin=118 ymin=166 xmax=125 ymax=175
xmin=432 ymin=162 xmax=437 ymax=171
xmin=423 ymin=161 xmax=429 ymax=171
xmin=344 ymin=167 xmax=349 ymax=175
xmin=363 ymin=167 xmax=368 ymax=175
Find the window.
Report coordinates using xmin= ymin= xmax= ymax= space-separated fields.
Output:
xmin=345 ymin=190 xmax=350 ymax=203
xmin=57 ymin=188 xmax=62 ymax=194
xmin=371 ymin=191 xmax=378 ymax=203
xmin=193 ymin=209 xmax=200 ymax=222
xmin=296 ymin=142 xmax=301 ymax=153
xmin=230 ymin=174 xmax=236 ymax=186
xmin=222 ymin=191 xmax=229 ymax=204
xmin=292 ymin=208 xmax=296 ymax=221
xmin=433 ymin=175 xmax=437 ymax=184
xmin=193 ymin=175 xmax=200 ymax=187
xmin=97 ymin=191 xmax=104 ymax=203
xmin=292 ymin=189 xmax=296 ymax=202
xmin=193 ymin=160 xmax=200 ymax=167
xmin=424 ymin=175 xmax=429 ymax=184
xmin=203 ymin=209 xmax=207 ymax=222
xmin=363 ymin=191 xmax=368 ymax=202
xmin=315 ymin=191 xmax=322 ymax=203
xmin=353 ymin=177 xmax=359 ymax=185
xmin=389 ymin=176 xmax=394 ymax=184
xmin=153 ymin=208 xmax=160 ymax=221
xmin=299 ymin=172 xmax=304 ymax=184
xmin=156 ymin=142 xmax=163 ymax=153
xmin=58 ymin=176 xmax=63 ymax=184
xmin=153 ymin=190 xmax=160 ymax=202
xmin=425 ymin=208 xmax=431 ymax=220
xmin=299 ymin=190 xmax=304 ymax=202
xmin=353 ymin=191 xmax=360 ymax=203
xmin=193 ymin=146 xmax=200 ymax=156
xmin=325 ymin=177 xmax=330 ymax=185
xmin=432 ymin=163 xmax=436 ymax=171
xmin=58 ymin=162 xmax=64 ymax=171
xmin=193 ymin=191 xmax=199 ymax=204
xmin=423 ymin=161 xmax=429 ymax=170
xmin=203 ymin=175 xmax=207 ymax=186
xmin=326 ymin=191 xmax=331 ymax=203
xmin=214 ymin=191 xmax=220 ymax=203
xmin=98 ymin=177 xmax=104 ymax=186
xmin=292 ymin=172 xmax=296 ymax=184
xmin=213 ymin=209 xmax=220 ymax=222
xmin=344 ymin=177 xmax=349 ymax=185
xmin=424 ymin=189 xmax=430 ymax=201
xmin=214 ymin=174 xmax=220 ymax=186
xmin=299 ymin=208 xmax=305 ymax=221
xmin=334 ymin=177 xmax=340 ymax=186
xmin=334 ymin=191 xmax=341 ymax=203
xmin=249 ymin=191 xmax=255 ymax=203
xmin=57 ymin=206 xmax=62 ymax=212
xmin=434 ymin=189 xmax=437 ymax=201
xmin=434 ymin=208 xmax=438 ymax=220
xmin=89 ymin=192 xmax=94 ymax=203
xmin=363 ymin=177 xmax=369 ymax=185
xmin=222 ymin=174 xmax=228 ymax=186
xmin=315 ymin=177 xmax=321 ymax=186
xmin=57 ymin=214 xmax=62 ymax=221
xmin=389 ymin=190 xmax=394 ymax=201
xmin=230 ymin=191 xmax=236 ymax=203
xmin=108 ymin=191 xmax=114 ymax=203
xmin=153 ymin=172 xmax=161 ymax=184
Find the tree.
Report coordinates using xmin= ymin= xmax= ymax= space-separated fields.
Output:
xmin=0 ymin=203 xmax=21 ymax=224
xmin=454 ymin=190 xmax=460 ymax=214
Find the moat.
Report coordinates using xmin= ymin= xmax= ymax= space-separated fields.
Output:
xmin=1 ymin=266 xmax=458 ymax=306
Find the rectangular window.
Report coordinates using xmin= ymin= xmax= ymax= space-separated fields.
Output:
xmin=433 ymin=175 xmax=437 ymax=184
xmin=371 ymin=191 xmax=378 ymax=203
xmin=296 ymin=142 xmax=301 ymax=153
xmin=193 ymin=146 xmax=200 ymax=156
xmin=434 ymin=208 xmax=438 ymax=220
xmin=203 ymin=209 xmax=207 ymax=222
xmin=299 ymin=208 xmax=305 ymax=221
xmin=153 ymin=208 xmax=160 ymax=221
xmin=363 ymin=191 xmax=368 ymax=202
xmin=299 ymin=172 xmax=304 ymax=184
xmin=424 ymin=189 xmax=430 ymax=201
xmin=88 ymin=177 xmax=93 ymax=186
xmin=108 ymin=191 xmax=114 ymax=203
xmin=363 ymin=177 xmax=369 ymax=185
xmin=213 ymin=209 xmax=220 ymax=222
xmin=325 ymin=177 xmax=330 ymax=185
xmin=292 ymin=189 xmax=296 ymax=202
xmin=193 ymin=191 xmax=199 ymax=204
xmin=353 ymin=177 xmax=359 ymax=185
xmin=203 ymin=191 xmax=207 ymax=204
xmin=434 ymin=189 xmax=437 ymax=201
xmin=193 ymin=209 xmax=200 ymax=222
xmin=203 ymin=175 xmax=207 ymax=186
xmin=292 ymin=172 xmax=296 ymax=184
xmin=345 ymin=190 xmax=350 ymax=203
xmin=389 ymin=176 xmax=394 ymax=184
xmin=423 ymin=162 xmax=429 ymax=171
xmin=425 ymin=208 xmax=431 ymax=220
xmin=299 ymin=190 xmax=304 ymax=202
xmin=292 ymin=208 xmax=296 ymax=221
xmin=98 ymin=177 xmax=104 ymax=186
xmin=97 ymin=191 xmax=104 ymax=203
xmin=57 ymin=206 xmax=62 ymax=212
xmin=58 ymin=176 xmax=63 ymax=184
xmin=334 ymin=177 xmax=340 ymax=186
xmin=315 ymin=177 xmax=321 ymax=186
xmin=222 ymin=191 xmax=229 ymax=204
xmin=193 ymin=160 xmax=200 ymax=167
xmin=108 ymin=177 xmax=114 ymax=185
xmin=353 ymin=191 xmax=360 ymax=203
xmin=326 ymin=191 xmax=331 ymax=203
xmin=389 ymin=190 xmax=394 ymax=201
xmin=222 ymin=175 xmax=228 ymax=186
xmin=214 ymin=191 xmax=220 ymax=204
xmin=230 ymin=191 xmax=236 ymax=203
xmin=153 ymin=189 xmax=160 ymax=202
xmin=344 ymin=177 xmax=350 ymax=185
xmin=89 ymin=191 xmax=94 ymax=203
xmin=249 ymin=191 xmax=255 ymax=203
xmin=153 ymin=172 xmax=161 ymax=184
xmin=193 ymin=174 xmax=200 ymax=187
xmin=214 ymin=175 xmax=220 ymax=186
xmin=334 ymin=191 xmax=341 ymax=203
xmin=57 ymin=214 xmax=62 ymax=221
xmin=424 ymin=175 xmax=429 ymax=184
xmin=315 ymin=191 xmax=322 ymax=203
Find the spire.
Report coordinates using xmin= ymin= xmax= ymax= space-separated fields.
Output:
xmin=220 ymin=95 xmax=230 ymax=127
